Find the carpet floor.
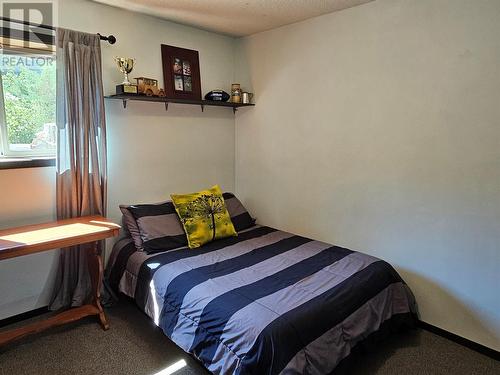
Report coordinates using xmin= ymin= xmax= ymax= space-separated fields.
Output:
xmin=0 ymin=300 xmax=498 ymax=375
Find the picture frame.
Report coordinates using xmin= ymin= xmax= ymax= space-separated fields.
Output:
xmin=161 ymin=44 xmax=201 ymax=100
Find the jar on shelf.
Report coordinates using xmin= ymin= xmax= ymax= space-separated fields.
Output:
xmin=230 ymin=83 xmax=242 ymax=103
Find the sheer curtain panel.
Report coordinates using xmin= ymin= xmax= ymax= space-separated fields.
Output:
xmin=50 ymin=28 xmax=108 ymax=310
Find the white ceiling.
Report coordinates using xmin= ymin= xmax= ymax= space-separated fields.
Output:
xmin=92 ymin=0 xmax=374 ymax=37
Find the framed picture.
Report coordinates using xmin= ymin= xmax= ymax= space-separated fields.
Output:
xmin=161 ymin=44 xmax=201 ymax=100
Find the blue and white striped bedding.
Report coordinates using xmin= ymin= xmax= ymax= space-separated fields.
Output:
xmin=109 ymin=225 xmax=416 ymax=374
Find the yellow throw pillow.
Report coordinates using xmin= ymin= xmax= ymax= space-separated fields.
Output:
xmin=171 ymin=185 xmax=237 ymax=249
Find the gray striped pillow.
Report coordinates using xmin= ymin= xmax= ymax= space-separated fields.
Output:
xmin=223 ymin=192 xmax=256 ymax=232
xmin=119 ymin=204 xmax=145 ymax=250
xmin=121 ymin=201 xmax=187 ymax=253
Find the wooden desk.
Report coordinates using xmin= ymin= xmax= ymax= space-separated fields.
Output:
xmin=0 ymin=216 xmax=120 ymax=346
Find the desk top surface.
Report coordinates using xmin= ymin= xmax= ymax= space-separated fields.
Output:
xmin=0 ymin=216 xmax=121 ymax=260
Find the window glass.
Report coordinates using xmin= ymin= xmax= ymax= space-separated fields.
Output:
xmin=0 ymin=51 xmax=56 ymax=157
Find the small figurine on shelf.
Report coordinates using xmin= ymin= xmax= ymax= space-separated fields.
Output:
xmin=135 ymin=77 xmax=166 ymax=97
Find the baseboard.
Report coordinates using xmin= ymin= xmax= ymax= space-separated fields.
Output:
xmin=417 ymin=320 xmax=499 ymax=361
xmin=0 ymin=306 xmax=49 ymax=328
xmin=1 ymin=307 xmax=498 ymax=362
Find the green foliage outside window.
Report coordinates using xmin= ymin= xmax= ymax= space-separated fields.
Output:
xmin=1 ymin=61 xmax=56 ymax=145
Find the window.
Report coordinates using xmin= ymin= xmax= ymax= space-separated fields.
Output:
xmin=0 ymin=50 xmax=56 ymax=158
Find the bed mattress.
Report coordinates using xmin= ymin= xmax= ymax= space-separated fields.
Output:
xmin=108 ymin=225 xmax=416 ymax=374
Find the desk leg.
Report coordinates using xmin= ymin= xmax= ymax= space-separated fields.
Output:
xmin=0 ymin=243 xmax=110 ymax=347
xmin=88 ymin=242 xmax=109 ymax=330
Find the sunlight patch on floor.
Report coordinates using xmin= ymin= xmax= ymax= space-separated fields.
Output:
xmin=153 ymin=359 xmax=187 ymax=375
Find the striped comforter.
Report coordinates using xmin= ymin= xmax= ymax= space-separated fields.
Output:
xmin=108 ymin=225 xmax=416 ymax=375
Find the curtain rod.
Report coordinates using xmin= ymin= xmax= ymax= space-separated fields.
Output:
xmin=0 ymin=16 xmax=116 ymax=44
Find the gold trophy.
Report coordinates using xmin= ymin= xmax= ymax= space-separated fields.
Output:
xmin=115 ymin=57 xmax=138 ymax=94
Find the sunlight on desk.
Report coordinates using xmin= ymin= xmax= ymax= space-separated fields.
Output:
xmin=0 ymin=223 xmax=110 ymax=246
xmin=0 ymin=216 xmax=120 ymax=260
xmin=0 ymin=216 xmax=120 ymax=346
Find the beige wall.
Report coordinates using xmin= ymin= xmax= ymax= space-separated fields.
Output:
xmin=61 ymin=0 xmax=237 ymax=218
xmin=0 ymin=168 xmax=57 ymax=318
xmin=1 ymin=0 xmax=498 ymax=353
xmin=0 ymin=0 xmax=237 ymax=319
xmin=235 ymin=0 xmax=500 ymax=350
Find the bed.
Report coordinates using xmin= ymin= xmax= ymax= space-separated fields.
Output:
xmin=107 ymin=224 xmax=417 ymax=374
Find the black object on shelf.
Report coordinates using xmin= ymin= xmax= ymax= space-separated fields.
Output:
xmin=105 ymin=94 xmax=254 ymax=114
xmin=205 ymin=90 xmax=230 ymax=102
xmin=115 ymin=85 xmax=138 ymax=95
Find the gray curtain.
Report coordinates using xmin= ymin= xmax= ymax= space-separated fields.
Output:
xmin=50 ymin=28 xmax=107 ymax=310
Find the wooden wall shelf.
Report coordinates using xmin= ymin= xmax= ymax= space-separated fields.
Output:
xmin=105 ymin=94 xmax=255 ymax=114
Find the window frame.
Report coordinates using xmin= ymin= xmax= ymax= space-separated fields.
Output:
xmin=0 ymin=156 xmax=55 ymax=170
xmin=0 ymin=47 xmax=57 ymax=160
